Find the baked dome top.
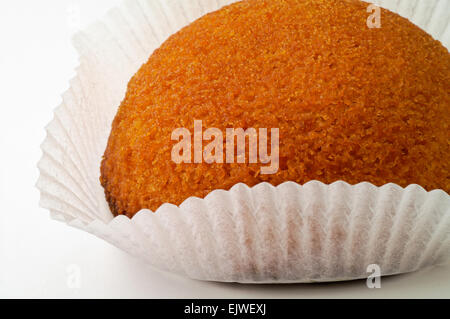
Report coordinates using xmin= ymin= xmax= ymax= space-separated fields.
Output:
xmin=101 ymin=0 xmax=450 ymax=217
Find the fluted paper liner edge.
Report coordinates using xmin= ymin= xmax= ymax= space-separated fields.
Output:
xmin=37 ymin=0 xmax=450 ymax=283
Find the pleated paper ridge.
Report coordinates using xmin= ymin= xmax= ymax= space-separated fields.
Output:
xmin=37 ymin=0 xmax=450 ymax=282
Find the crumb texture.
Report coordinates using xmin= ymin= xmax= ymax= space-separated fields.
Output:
xmin=101 ymin=0 xmax=450 ymax=217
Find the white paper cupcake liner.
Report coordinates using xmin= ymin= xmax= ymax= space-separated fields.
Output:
xmin=37 ymin=0 xmax=450 ymax=283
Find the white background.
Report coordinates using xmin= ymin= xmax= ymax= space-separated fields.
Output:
xmin=0 ymin=0 xmax=449 ymax=299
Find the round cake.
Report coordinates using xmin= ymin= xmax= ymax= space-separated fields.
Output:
xmin=101 ymin=0 xmax=450 ymax=217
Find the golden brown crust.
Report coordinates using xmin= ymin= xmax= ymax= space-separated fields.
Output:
xmin=101 ymin=0 xmax=450 ymax=217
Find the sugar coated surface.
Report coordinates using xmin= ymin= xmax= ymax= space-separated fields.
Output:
xmin=101 ymin=0 xmax=450 ymax=217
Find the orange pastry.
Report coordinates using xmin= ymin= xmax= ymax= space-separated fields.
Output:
xmin=101 ymin=0 xmax=450 ymax=217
